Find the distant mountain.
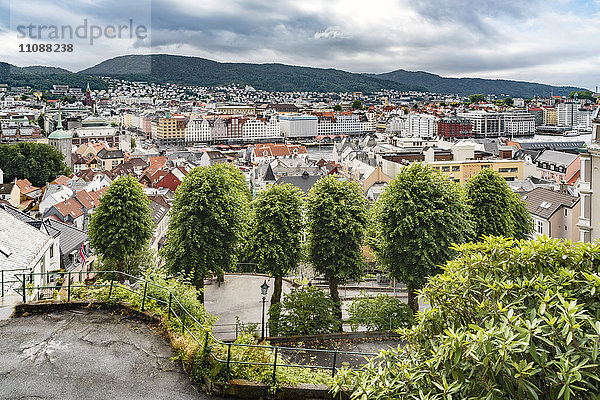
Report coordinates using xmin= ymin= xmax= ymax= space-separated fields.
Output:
xmin=1 ymin=54 xmax=588 ymax=96
xmin=79 ymin=54 xmax=425 ymax=93
xmin=20 ymin=66 xmax=72 ymax=75
xmin=0 ymin=62 xmax=107 ymax=91
xmin=372 ymin=69 xmax=586 ymax=98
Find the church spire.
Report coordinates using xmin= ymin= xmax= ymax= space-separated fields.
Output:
xmin=56 ymin=108 xmax=63 ymax=131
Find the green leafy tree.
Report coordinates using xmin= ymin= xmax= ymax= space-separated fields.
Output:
xmin=333 ymin=104 xmax=342 ymax=111
xmin=347 ymin=293 xmax=413 ymax=332
xmin=161 ymin=164 xmax=250 ymax=303
xmin=275 ymin=286 xmax=340 ymax=336
xmin=569 ymin=90 xmax=595 ymax=101
xmin=466 ymin=168 xmax=533 ymax=240
xmin=88 ymin=175 xmax=155 ymax=279
xmin=503 ymin=96 xmax=514 ymax=106
xmin=351 ymin=99 xmax=362 ymax=109
xmin=0 ymin=142 xmax=70 ymax=187
xmin=306 ymin=175 xmax=367 ymax=330
xmin=130 ymin=137 xmax=136 ymax=149
xmin=37 ymin=114 xmax=44 ymax=130
xmin=469 ymin=94 xmax=485 ymax=103
xmin=371 ymin=163 xmax=472 ymax=313
xmin=246 ymin=184 xmax=303 ymax=335
xmin=334 ymin=237 xmax=600 ymax=399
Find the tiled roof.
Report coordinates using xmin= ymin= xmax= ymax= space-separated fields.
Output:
xmin=44 ymin=219 xmax=88 ymax=270
xmin=0 ymin=183 xmax=14 ymax=195
xmin=275 ymin=173 xmax=322 ymax=194
xmin=521 ymin=187 xmax=579 ymax=219
xmin=16 ymin=179 xmax=39 ymax=194
xmin=536 ymin=150 xmax=579 ymax=168
xmin=97 ymin=148 xmax=124 ymax=159
xmin=53 ymin=198 xmax=84 ymax=219
xmin=51 ymin=175 xmax=70 ymax=186
xmin=0 ymin=208 xmax=52 ymax=271
xmin=148 ymin=200 xmax=169 ymax=225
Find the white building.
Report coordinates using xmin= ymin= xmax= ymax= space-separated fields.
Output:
xmin=316 ymin=113 xmax=373 ymax=136
xmin=242 ymin=117 xmax=281 ymax=141
xmin=0 ymin=208 xmax=60 ymax=295
xmin=578 ymin=107 xmax=600 ymax=242
xmin=280 ymin=115 xmax=318 ymax=139
xmin=504 ymin=111 xmax=536 ymax=137
xmin=557 ymin=102 xmax=578 ymax=127
xmin=458 ymin=111 xmax=504 ymax=137
xmin=185 ymin=118 xmax=212 ymax=143
xmin=405 ymin=114 xmax=438 ymax=138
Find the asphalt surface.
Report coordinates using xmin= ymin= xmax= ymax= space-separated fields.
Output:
xmin=0 ymin=309 xmax=209 ymax=400
xmin=204 ymin=274 xmax=293 ymax=339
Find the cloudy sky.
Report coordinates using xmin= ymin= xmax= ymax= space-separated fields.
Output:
xmin=1 ymin=0 xmax=599 ymax=88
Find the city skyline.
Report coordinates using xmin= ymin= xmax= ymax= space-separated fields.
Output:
xmin=1 ymin=0 xmax=599 ymax=89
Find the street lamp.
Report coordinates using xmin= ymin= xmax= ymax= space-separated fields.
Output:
xmin=260 ymin=280 xmax=269 ymax=341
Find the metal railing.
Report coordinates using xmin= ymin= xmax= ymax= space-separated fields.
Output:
xmin=14 ymin=270 xmax=379 ymax=383
xmin=1 ymin=268 xmax=33 ymax=298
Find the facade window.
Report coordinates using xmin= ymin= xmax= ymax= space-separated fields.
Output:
xmin=564 ymin=209 xmax=568 ymax=216
xmin=537 ymin=220 xmax=543 ymax=234
xmin=442 ymin=166 xmax=450 ymax=172
xmin=50 ymin=244 xmax=54 ymax=258
xmin=452 ymin=166 xmax=460 ymax=172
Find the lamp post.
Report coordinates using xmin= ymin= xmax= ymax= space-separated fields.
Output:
xmin=260 ymin=280 xmax=269 ymax=341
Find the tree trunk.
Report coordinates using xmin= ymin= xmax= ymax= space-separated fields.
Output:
xmin=328 ymin=276 xmax=343 ymax=332
xmin=271 ymin=275 xmax=283 ymax=307
xmin=269 ymin=275 xmax=283 ymax=336
xmin=196 ymin=277 xmax=204 ymax=305
xmin=117 ymin=259 xmax=126 ymax=283
xmin=407 ymin=287 xmax=419 ymax=315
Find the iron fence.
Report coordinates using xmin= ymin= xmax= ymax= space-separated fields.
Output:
xmin=13 ymin=270 xmax=380 ymax=382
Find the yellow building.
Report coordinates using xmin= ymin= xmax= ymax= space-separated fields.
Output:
xmin=429 ymin=159 xmax=524 ymax=183
xmin=543 ymin=108 xmax=557 ymax=126
xmin=156 ymin=115 xmax=186 ymax=144
xmin=215 ymin=105 xmax=255 ymax=115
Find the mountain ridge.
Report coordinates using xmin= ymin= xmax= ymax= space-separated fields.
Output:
xmin=0 ymin=54 xmax=588 ymax=96
xmin=371 ymin=69 xmax=585 ymax=97
xmin=78 ymin=54 xmax=425 ymax=93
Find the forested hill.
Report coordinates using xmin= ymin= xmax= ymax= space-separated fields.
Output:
xmin=79 ymin=54 xmax=425 ymax=93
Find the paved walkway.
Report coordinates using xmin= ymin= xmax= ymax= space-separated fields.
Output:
xmin=0 ymin=292 xmax=20 ymax=320
xmin=0 ymin=310 xmax=208 ymax=400
xmin=204 ymin=274 xmax=427 ymax=340
xmin=204 ymin=274 xmax=293 ymax=339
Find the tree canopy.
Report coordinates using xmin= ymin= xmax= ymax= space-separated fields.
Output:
xmin=0 ymin=142 xmax=70 ymax=187
xmin=469 ymin=94 xmax=486 ymax=103
xmin=160 ymin=164 xmax=250 ymax=302
xmin=88 ymin=175 xmax=155 ymax=277
xmin=246 ymin=183 xmax=304 ymax=334
xmin=351 ymin=99 xmax=363 ymax=109
xmin=334 ymin=237 xmax=600 ymax=399
xmin=371 ymin=163 xmax=472 ymax=312
xmin=466 ymin=168 xmax=533 ymax=240
xmin=569 ymin=90 xmax=595 ymax=101
xmin=306 ymin=175 xmax=367 ymax=328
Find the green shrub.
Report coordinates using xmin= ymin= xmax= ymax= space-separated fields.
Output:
xmin=334 ymin=237 xmax=600 ymax=399
xmin=275 ymin=286 xmax=340 ymax=336
xmin=347 ymin=293 xmax=413 ymax=332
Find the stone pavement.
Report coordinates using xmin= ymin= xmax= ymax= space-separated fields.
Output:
xmin=0 ymin=309 xmax=209 ymax=400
